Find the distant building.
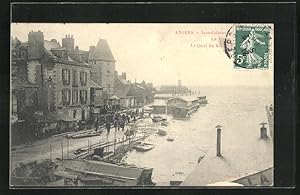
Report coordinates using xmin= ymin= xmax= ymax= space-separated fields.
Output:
xmin=137 ymin=80 xmax=155 ymax=104
xmin=158 ymin=80 xmax=190 ymax=95
xmin=113 ymin=72 xmax=135 ymax=109
xmin=128 ymin=83 xmax=146 ymax=107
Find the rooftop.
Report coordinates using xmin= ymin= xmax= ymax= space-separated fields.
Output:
xmin=168 ymin=96 xmax=198 ymax=102
xmin=114 ymin=85 xmax=131 ymax=98
xmin=89 ymin=39 xmax=115 ymax=61
xmin=154 ymin=93 xmax=173 ymax=99
xmin=56 ymin=159 xmax=152 ymax=186
xmin=181 ymin=126 xmax=273 ymax=186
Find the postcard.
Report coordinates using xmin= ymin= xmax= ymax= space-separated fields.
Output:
xmin=10 ymin=23 xmax=274 ymax=187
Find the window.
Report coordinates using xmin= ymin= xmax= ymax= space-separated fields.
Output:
xmin=62 ymin=89 xmax=71 ymax=106
xmin=72 ymin=69 xmax=78 ymax=86
xmin=62 ymin=69 xmax=70 ymax=85
xmin=73 ymin=110 xmax=77 ymax=118
xmin=72 ymin=90 xmax=78 ymax=104
xmin=93 ymin=61 xmax=97 ymax=65
xmin=80 ymin=71 xmax=87 ymax=86
xmin=11 ymin=94 xmax=17 ymax=115
xmin=80 ymin=90 xmax=87 ymax=104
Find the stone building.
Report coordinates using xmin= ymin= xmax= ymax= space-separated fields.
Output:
xmin=43 ymin=37 xmax=91 ymax=123
xmin=113 ymin=72 xmax=136 ymax=109
xmin=11 ymin=31 xmax=92 ymax=134
xmin=127 ymin=83 xmax=146 ymax=107
xmin=138 ymin=80 xmax=155 ymax=104
xmin=89 ymin=39 xmax=116 ymax=97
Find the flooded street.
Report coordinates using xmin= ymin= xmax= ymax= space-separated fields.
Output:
xmin=124 ymin=86 xmax=273 ymax=185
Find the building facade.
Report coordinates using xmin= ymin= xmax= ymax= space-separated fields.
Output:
xmin=89 ymin=39 xmax=116 ymax=97
xmin=114 ymin=72 xmax=136 ymax=109
xmin=11 ymin=31 xmax=92 ymax=134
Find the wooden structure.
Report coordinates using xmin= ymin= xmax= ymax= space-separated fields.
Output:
xmin=166 ymin=96 xmax=199 ymax=118
xmin=54 ymin=159 xmax=154 ymax=186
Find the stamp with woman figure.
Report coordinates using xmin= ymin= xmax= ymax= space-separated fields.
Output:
xmin=225 ymin=24 xmax=272 ymax=69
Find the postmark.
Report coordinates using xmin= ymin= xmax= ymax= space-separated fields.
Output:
xmin=225 ymin=24 xmax=272 ymax=69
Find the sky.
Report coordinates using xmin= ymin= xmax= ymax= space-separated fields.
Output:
xmin=11 ymin=23 xmax=274 ymax=87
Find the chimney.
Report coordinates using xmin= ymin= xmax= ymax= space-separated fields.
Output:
xmin=259 ymin=122 xmax=268 ymax=139
xmin=216 ymin=125 xmax=222 ymax=157
xmin=121 ymin=72 xmax=127 ymax=80
xmin=28 ymin=30 xmax=44 ymax=59
xmin=62 ymin=34 xmax=74 ymax=51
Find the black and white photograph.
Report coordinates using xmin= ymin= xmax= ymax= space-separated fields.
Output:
xmin=9 ymin=23 xmax=275 ymax=187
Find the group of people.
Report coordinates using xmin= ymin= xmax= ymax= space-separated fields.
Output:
xmin=94 ymin=108 xmax=145 ymax=135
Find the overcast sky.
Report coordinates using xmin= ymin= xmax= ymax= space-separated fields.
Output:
xmin=11 ymin=23 xmax=273 ymax=87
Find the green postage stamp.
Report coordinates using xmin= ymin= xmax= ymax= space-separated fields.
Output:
xmin=234 ymin=25 xmax=271 ymax=69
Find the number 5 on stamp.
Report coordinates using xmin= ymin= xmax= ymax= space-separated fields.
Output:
xmin=234 ymin=25 xmax=271 ymax=69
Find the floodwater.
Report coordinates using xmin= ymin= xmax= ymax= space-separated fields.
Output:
xmin=124 ymin=86 xmax=273 ymax=186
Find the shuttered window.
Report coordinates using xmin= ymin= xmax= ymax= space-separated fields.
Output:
xmin=62 ymin=89 xmax=71 ymax=106
xmin=80 ymin=71 xmax=87 ymax=86
xmin=80 ymin=90 xmax=87 ymax=104
xmin=62 ymin=69 xmax=70 ymax=85
xmin=72 ymin=69 xmax=78 ymax=86
xmin=72 ymin=90 xmax=78 ymax=104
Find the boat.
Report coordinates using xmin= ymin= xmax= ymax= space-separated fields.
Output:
xmin=160 ymin=121 xmax=169 ymax=126
xmin=73 ymin=148 xmax=87 ymax=155
xmin=157 ymin=129 xmax=167 ymax=136
xmin=71 ymin=131 xmax=101 ymax=139
xmin=152 ymin=115 xmax=162 ymax=123
xmin=133 ymin=142 xmax=155 ymax=152
xmin=167 ymin=137 xmax=174 ymax=142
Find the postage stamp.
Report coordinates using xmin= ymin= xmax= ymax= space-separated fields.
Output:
xmin=224 ymin=24 xmax=272 ymax=69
